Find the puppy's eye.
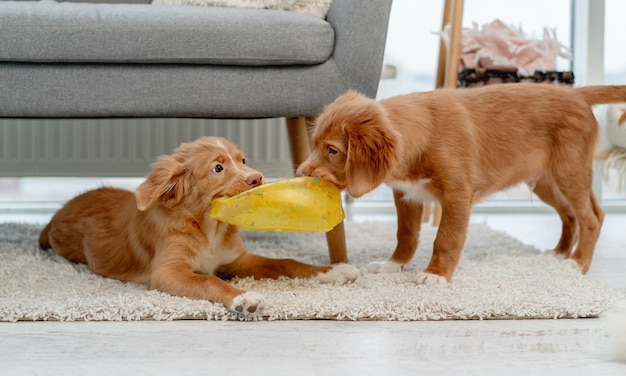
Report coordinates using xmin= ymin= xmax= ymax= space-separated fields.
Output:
xmin=211 ymin=164 xmax=224 ymax=173
xmin=242 ymin=158 xmax=246 ymax=165
xmin=328 ymin=146 xmax=338 ymax=155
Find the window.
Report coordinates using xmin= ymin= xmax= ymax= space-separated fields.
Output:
xmin=601 ymin=0 xmax=626 ymax=203
xmin=379 ymin=0 xmax=572 ymax=100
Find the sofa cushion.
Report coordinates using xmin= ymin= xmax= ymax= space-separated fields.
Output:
xmin=152 ymin=0 xmax=332 ymax=19
xmin=0 ymin=0 xmax=334 ymax=65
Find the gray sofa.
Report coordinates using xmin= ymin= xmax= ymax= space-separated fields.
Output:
xmin=0 ymin=0 xmax=392 ymax=118
xmin=0 ymin=0 xmax=393 ymax=263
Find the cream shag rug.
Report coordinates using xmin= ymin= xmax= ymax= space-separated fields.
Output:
xmin=0 ymin=222 xmax=620 ymax=322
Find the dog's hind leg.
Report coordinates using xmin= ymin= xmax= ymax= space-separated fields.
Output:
xmin=551 ymin=164 xmax=604 ymax=274
xmin=217 ymin=253 xmax=359 ymax=284
xmin=532 ymin=176 xmax=578 ymax=257
xmin=565 ymin=192 xmax=603 ymax=274
xmin=590 ymin=191 xmax=605 ymax=225
xmin=41 ymin=221 xmax=89 ymax=264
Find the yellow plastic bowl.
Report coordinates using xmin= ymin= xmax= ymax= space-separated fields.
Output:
xmin=210 ymin=177 xmax=344 ymax=232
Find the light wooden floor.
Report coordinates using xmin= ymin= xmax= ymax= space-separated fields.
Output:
xmin=1 ymin=213 xmax=625 ymax=375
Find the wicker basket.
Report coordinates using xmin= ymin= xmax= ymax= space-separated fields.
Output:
xmin=457 ymin=68 xmax=574 ymax=88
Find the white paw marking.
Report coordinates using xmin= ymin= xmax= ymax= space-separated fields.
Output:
xmin=230 ymin=291 xmax=265 ymax=316
xmin=367 ymin=260 xmax=403 ymax=274
xmin=545 ymin=249 xmax=568 ymax=260
xmin=315 ymin=264 xmax=359 ymax=284
xmin=415 ymin=272 xmax=447 ymax=285
xmin=562 ymin=259 xmax=582 ymax=272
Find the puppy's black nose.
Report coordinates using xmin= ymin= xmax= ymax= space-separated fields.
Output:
xmin=246 ymin=173 xmax=263 ymax=187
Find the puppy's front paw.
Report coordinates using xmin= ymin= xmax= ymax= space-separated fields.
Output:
xmin=315 ymin=264 xmax=359 ymax=284
xmin=562 ymin=258 xmax=583 ymax=272
xmin=415 ymin=272 xmax=447 ymax=285
xmin=230 ymin=291 xmax=265 ymax=316
xmin=367 ymin=260 xmax=403 ymax=274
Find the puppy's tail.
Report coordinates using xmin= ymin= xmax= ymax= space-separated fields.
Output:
xmin=38 ymin=222 xmax=52 ymax=250
xmin=577 ymin=85 xmax=626 ymax=105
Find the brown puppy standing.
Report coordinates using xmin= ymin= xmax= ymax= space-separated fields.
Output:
xmin=39 ymin=136 xmax=358 ymax=317
xmin=297 ymin=83 xmax=626 ymax=283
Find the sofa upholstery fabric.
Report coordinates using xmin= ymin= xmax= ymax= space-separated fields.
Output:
xmin=0 ymin=0 xmax=334 ymax=65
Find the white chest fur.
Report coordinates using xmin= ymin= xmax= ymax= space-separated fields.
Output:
xmin=190 ymin=222 xmax=242 ymax=275
xmin=386 ymin=179 xmax=439 ymax=203
xmin=190 ymin=246 xmax=225 ymax=275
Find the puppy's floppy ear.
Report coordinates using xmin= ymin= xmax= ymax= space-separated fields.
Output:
xmin=344 ymin=100 xmax=399 ymax=198
xmin=135 ymin=155 xmax=190 ymax=211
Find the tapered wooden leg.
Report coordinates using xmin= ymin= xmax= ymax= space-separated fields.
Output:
xmin=285 ymin=116 xmax=311 ymax=172
xmin=285 ymin=117 xmax=348 ymax=264
xmin=435 ymin=0 xmax=454 ymax=88
xmin=444 ymin=0 xmax=464 ymax=89
xmin=325 ymin=222 xmax=348 ymax=264
xmin=431 ymin=0 xmax=464 ymax=227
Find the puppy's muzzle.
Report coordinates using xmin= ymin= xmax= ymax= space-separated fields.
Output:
xmin=246 ymin=173 xmax=263 ymax=188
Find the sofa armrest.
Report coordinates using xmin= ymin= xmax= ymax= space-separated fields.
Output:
xmin=327 ymin=0 xmax=393 ymax=98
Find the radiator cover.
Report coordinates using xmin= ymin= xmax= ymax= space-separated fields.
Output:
xmin=0 ymin=118 xmax=293 ymax=178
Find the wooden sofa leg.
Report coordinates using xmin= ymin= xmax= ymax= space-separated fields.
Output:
xmin=285 ymin=116 xmax=311 ymax=166
xmin=285 ymin=117 xmax=348 ymax=264
xmin=325 ymin=222 xmax=348 ymax=264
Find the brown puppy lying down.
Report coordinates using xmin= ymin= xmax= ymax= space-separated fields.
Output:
xmin=297 ymin=83 xmax=626 ymax=283
xmin=39 ymin=136 xmax=358 ymax=317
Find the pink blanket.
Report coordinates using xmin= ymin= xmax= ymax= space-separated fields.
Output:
xmin=439 ymin=19 xmax=570 ymax=75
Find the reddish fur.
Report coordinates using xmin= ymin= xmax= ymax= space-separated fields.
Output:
xmin=39 ymin=137 xmax=339 ymax=314
xmin=297 ymin=84 xmax=626 ymax=280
